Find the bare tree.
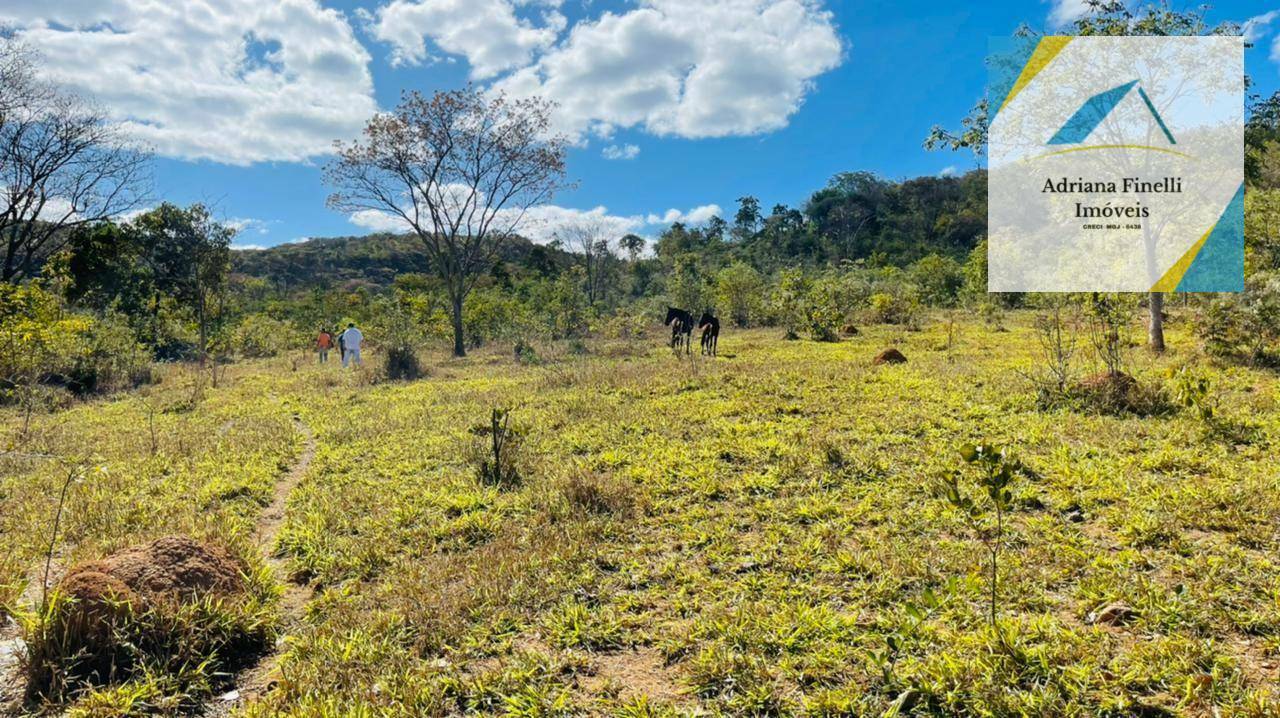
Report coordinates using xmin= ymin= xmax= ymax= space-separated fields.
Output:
xmin=554 ymin=217 xmax=616 ymax=304
xmin=325 ymin=87 xmax=569 ymax=356
xmin=0 ymin=38 xmax=149 ymax=282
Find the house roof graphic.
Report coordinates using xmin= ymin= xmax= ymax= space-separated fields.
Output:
xmin=1048 ymin=80 xmax=1177 ymax=145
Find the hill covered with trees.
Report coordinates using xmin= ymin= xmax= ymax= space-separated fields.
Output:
xmin=232 ymin=169 xmax=987 ymax=292
xmin=231 ymin=232 xmax=575 ymax=291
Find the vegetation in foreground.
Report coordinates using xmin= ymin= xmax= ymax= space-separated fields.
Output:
xmin=5 ymin=314 xmax=1280 ymax=716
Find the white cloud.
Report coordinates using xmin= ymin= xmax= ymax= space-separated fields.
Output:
xmin=26 ymin=196 xmax=77 ymax=222
xmin=349 ymin=208 xmax=409 ymax=233
xmin=347 ymin=199 xmax=726 ymax=243
xmin=348 ymin=203 xmax=644 ymax=244
xmin=515 ymin=204 xmax=643 ymax=244
xmin=232 ymin=243 xmax=267 ymax=251
xmin=1244 ymin=10 xmax=1279 ymax=44
xmin=1 ymin=0 xmax=376 ymax=165
xmin=491 ymin=0 xmax=843 ymax=141
xmin=1047 ymin=0 xmax=1089 ymax=27
xmin=366 ymin=0 xmax=561 ymax=78
xmin=116 ymin=206 xmax=155 ymax=223
xmin=645 ymin=204 xmax=723 ymax=225
xmin=938 ymin=165 xmax=958 ymax=177
xmin=227 ymin=217 xmax=275 ymax=235
xmin=602 ymin=143 xmax=640 ymax=160
xmin=1273 ymin=35 xmax=1280 ymax=64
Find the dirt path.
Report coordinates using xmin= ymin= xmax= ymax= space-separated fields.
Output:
xmin=211 ymin=414 xmax=317 ymax=711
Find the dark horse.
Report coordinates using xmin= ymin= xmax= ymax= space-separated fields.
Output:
xmin=698 ymin=310 xmax=720 ymax=356
xmin=665 ymin=307 xmax=694 ymax=354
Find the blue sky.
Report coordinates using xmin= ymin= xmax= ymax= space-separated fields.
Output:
xmin=6 ymin=0 xmax=1278 ymax=248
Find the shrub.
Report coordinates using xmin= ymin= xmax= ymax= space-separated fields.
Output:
xmin=909 ymin=253 xmax=964 ymax=306
xmin=666 ymin=254 xmax=712 ymax=316
xmin=231 ymin=313 xmax=301 ymax=358
xmin=936 ymin=444 xmax=1034 ymax=632
xmin=715 ymin=261 xmax=764 ymax=327
xmin=1195 ymin=272 xmax=1280 ymax=364
xmin=961 ymin=238 xmax=1023 ymax=309
xmin=0 ymin=285 xmax=150 ymax=399
xmin=865 ymin=289 xmax=920 ymax=327
xmin=1168 ymin=364 xmax=1257 ymax=443
xmin=464 ymin=288 xmax=534 ymax=347
xmin=769 ymin=269 xmax=810 ymax=339
xmin=383 ymin=345 xmax=423 ymax=381
xmin=1025 ymin=299 xmax=1079 ymax=409
xmin=513 ymin=339 xmax=540 ymax=364
xmin=541 ymin=267 xmax=592 ymax=339
xmin=595 ymin=308 xmax=649 ymax=340
xmin=372 ymin=296 xmax=425 ymax=379
xmin=67 ymin=312 xmax=152 ymax=395
xmin=804 ymin=275 xmax=844 ymax=342
xmin=1084 ymin=293 xmax=1132 ymax=376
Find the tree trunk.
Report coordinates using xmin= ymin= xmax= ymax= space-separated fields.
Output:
xmin=1148 ymin=291 xmax=1165 ymax=353
xmin=151 ymin=290 xmax=161 ymax=349
xmin=450 ymin=293 xmax=466 ymax=358
xmin=197 ymin=296 xmax=207 ymax=368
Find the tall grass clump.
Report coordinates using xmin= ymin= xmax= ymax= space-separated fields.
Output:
xmin=22 ymin=576 xmax=275 ymax=706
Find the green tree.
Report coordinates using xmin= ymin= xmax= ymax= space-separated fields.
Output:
xmin=132 ymin=203 xmax=234 ymax=367
xmin=666 ymin=254 xmax=710 ymax=312
xmin=909 ymin=253 xmax=964 ymax=306
xmin=1246 ymin=92 xmax=1280 ymax=187
xmin=714 ymin=261 xmax=764 ymax=327
xmin=63 ymin=221 xmax=153 ymax=319
xmin=733 ymin=195 xmax=762 ymax=242
xmin=1245 ymin=189 xmax=1280 ymax=273
xmin=770 ymin=268 xmax=810 ymax=339
xmin=620 ymin=233 xmax=645 ymax=261
xmin=804 ymin=274 xmax=843 ymax=342
xmin=544 ymin=266 xmax=590 ymax=339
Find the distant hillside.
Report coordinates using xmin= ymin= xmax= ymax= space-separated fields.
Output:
xmin=231 ymin=232 xmax=572 ymax=290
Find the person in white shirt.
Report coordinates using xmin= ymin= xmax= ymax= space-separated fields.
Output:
xmin=340 ymin=323 xmax=364 ymax=368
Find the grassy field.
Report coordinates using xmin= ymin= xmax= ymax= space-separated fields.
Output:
xmin=5 ymin=314 xmax=1280 ymax=716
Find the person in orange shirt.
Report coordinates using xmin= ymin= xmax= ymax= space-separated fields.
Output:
xmin=316 ymin=328 xmax=334 ymax=363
